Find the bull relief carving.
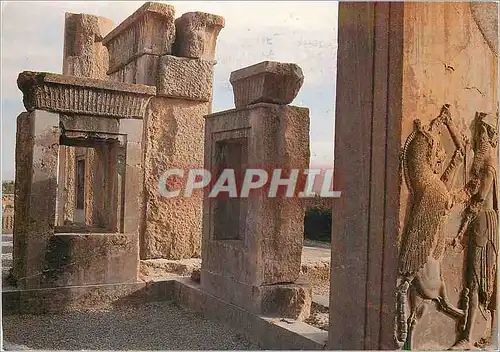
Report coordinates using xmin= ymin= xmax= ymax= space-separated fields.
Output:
xmin=396 ymin=104 xmax=467 ymax=350
xmin=450 ymin=112 xmax=498 ymax=350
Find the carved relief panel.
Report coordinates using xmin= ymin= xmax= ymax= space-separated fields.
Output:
xmin=396 ymin=105 xmax=498 ymax=350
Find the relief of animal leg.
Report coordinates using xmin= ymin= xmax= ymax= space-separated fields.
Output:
xmin=396 ymin=280 xmax=411 ymax=347
xmin=437 ymin=280 xmax=465 ymax=318
xmin=404 ymin=285 xmax=426 ymax=350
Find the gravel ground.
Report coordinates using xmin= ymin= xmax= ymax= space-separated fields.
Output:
xmin=304 ymin=302 xmax=329 ymax=331
xmin=2 ymin=301 xmax=259 ymax=350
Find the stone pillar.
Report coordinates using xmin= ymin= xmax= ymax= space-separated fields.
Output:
xmin=126 ymin=8 xmax=224 ymax=260
xmin=13 ymin=110 xmax=60 ymax=289
xmin=201 ymin=61 xmax=312 ymax=320
xmin=141 ymin=55 xmax=218 ymax=260
xmin=57 ymin=12 xmax=115 ymax=227
xmin=330 ymin=2 xmax=498 ymax=350
xmin=63 ymin=12 xmax=115 ymax=79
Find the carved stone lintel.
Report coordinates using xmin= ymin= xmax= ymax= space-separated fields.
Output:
xmin=17 ymin=71 xmax=156 ymax=119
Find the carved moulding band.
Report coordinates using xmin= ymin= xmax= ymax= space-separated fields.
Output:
xmin=17 ymin=71 xmax=156 ymax=119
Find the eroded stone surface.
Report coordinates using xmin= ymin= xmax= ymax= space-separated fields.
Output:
xmin=141 ymin=97 xmax=209 ymax=260
xmin=103 ymin=2 xmax=176 ymax=74
xmin=230 ymin=61 xmax=304 ymax=108
xmin=259 ymin=279 xmax=312 ymax=321
xmin=63 ymin=13 xmax=115 ymax=79
xmin=157 ymin=55 xmax=215 ymax=101
xmin=330 ymin=3 xmax=498 ymax=350
xmin=470 ymin=2 xmax=498 ymax=56
xmin=17 ymin=71 xmax=155 ymax=118
xmin=174 ymin=12 xmax=225 ymax=60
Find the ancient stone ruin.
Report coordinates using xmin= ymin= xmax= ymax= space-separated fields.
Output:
xmin=5 ymin=2 xmax=321 ymax=346
xmin=10 ymin=1 xmax=227 ymax=291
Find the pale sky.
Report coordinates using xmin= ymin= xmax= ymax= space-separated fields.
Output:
xmin=1 ymin=1 xmax=338 ymax=181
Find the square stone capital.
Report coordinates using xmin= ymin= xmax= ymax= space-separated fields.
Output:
xmin=229 ymin=61 xmax=304 ymax=108
xmin=174 ymin=11 xmax=225 ymax=61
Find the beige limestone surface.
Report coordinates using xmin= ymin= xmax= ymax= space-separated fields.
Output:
xmin=141 ymin=97 xmax=209 ymax=260
xmin=230 ymin=61 xmax=304 ymax=108
xmin=174 ymin=12 xmax=225 ymax=60
xmin=157 ymin=55 xmax=215 ymax=101
xmin=103 ymin=2 xmax=176 ymax=74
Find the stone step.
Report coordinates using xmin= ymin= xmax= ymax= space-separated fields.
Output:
xmin=2 ymin=234 xmax=13 ymax=242
xmin=312 ymin=294 xmax=329 ymax=308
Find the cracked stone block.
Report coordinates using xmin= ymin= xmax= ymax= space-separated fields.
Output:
xmin=157 ymin=55 xmax=215 ymax=102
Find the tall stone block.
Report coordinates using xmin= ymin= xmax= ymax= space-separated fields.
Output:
xmin=330 ymin=2 xmax=498 ymax=350
xmin=141 ymin=97 xmax=209 ymax=260
xmin=63 ymin=12 xmax=115 ymax=79
xmin=13 ymin=110 xmax=60 ymax=289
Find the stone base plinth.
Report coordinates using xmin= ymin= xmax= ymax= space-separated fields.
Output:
xmin=17 ymin=233 xmax=138 ymax=289
xmin=201 ymin=270 xmax=312 ymax=321
xmin=139 ymin=258 xmax=201 ymax=279
xmin=3 ymin=279 xmax=174 ymax=315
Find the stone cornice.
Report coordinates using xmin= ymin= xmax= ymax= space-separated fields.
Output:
xmin=102 ymin=2 xmax=176 ymax=74
xmin=17 ymin=71 xmax=156 ymax=119
xmin=102 ymin=2 xmax=174 ymax=45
